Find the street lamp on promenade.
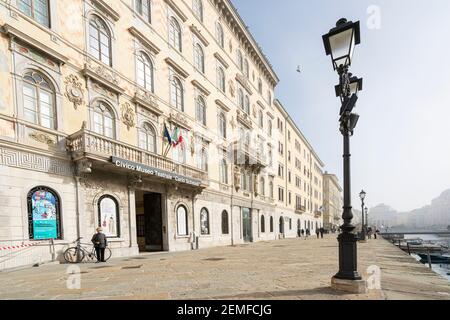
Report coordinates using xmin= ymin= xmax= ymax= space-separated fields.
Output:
xmin=323 ymin=18 xmax=367 ymax=293
xmin=365 ymin=207 xmax=369 ymax=230
xmin=359 ymin=190 xmax=367 ymax=241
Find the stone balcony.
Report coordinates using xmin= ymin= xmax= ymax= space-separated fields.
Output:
xmin=66 ymin=128 xmax=208 ymax=187
xmin=295 ymin=205 xmax=306 ymax=214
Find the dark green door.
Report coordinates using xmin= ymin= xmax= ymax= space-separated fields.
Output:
xmin=242 ymin=208 xmax=252 ymax=243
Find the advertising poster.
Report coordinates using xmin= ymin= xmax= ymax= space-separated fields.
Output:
xmin=31 ymin=190 xmax=58 ymax=240
xmin=99 ymin=197 xmax=118 ymax=238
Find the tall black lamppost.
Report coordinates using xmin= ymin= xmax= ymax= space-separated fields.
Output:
xmin=323 ymin=18 xmax=365 ymax=289
xmin=359 ymin=190 xmax=367 ymax=241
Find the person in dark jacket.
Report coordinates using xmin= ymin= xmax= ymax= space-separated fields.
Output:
xmin=320 ymin=227 xmax=325 ymax=239
xmin=92 ymin=227 xmax=108 ymax=263
xmin=315 ymin=228 xmax=320 ymax=239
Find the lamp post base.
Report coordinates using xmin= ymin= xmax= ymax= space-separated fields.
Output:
xmin=331 ymin=276 xmax=368 ymax=294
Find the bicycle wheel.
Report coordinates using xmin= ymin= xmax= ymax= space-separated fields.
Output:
xmin=104 ymin=248 xmax=112 ymax=261
xmin=64 ymin=247 xmax=85 ymax=263
xmin=93 ymin=247 xmax=112 ymax=262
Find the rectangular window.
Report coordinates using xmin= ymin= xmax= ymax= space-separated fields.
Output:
xmin=18 ymin=0 xmax=50 ymax=27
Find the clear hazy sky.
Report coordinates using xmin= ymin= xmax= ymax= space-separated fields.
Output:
xmin=232 ymin=0 xmax=450 ymax=212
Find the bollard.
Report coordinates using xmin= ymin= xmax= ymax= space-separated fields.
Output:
xmin=427 ymin=250 xmax=432 ymax=269
xmin=407 ymin=242 xmax=411 ymax=255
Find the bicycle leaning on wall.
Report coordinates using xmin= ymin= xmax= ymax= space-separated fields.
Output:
xmin=63 ymin=237 xmax=112 ymax=263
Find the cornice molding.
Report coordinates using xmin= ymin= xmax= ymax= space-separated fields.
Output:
xmin=2 ymin=24 xmax=68 ymax=65
xmin=257 ymin=100 xmax=265 ymax=110
xmin=191 ymin=80 xmax=211 ymax=96
xmin=83 ymin=62 xmax=124 ymax=95
xmin=164 ymin=0 xmax=188 ymax=22
xmin=215 ymin=99 xmax=231 ymax=113
xmin=190 ymin=25 xmax=209 ymax=47
xmin=91 ymin=0 xmax=121 ymax=21
xmin=128 ymin=27 xmax=161 ymax=54
xmin=235 ymin=74 xmax=253 ymax=95
xmin=214 ymin=52 xmax=229 ymax=69
xmin=133 ymin=89 xmax=162 ymax=116
xmin=165 ymin=57 xmax=189 ymax=79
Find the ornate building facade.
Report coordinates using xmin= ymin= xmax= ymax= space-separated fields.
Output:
xmin=323 ymin=172 xmax=343 ymax=232
xmin=0 ymin=0 xmax=324 ymax=270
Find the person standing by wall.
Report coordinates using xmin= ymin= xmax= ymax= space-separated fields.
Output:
xmin=92 ymin=227 xmax=108 ymax=263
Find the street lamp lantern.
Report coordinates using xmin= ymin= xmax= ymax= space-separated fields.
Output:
xmin=335 ymin=74 xmax=363 ymax=99
xmin=323 ymin=18 xmax=361 ymax=70
xmin=359 ymin=190 xmax=366 ymax=201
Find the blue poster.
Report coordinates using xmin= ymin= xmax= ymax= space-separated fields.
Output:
xmin=31 ymin=190 xmax=58 ymax=240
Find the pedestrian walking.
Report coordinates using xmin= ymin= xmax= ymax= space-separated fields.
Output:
xmin=320 ymin=227 xmax=324 ymax=239
xmin=306 ymin=229 xmax=310 ymax=237
xmin=301 ymin=229 xmax=305 ymax=239
xmin=91 ymin=227 xmax=108 ymax=263
xmin=316 ymin=228 xmax=320 ymax=239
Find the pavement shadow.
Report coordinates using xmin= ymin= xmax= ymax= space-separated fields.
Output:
xmin=211 ymin=286 xmax=351 ymax=300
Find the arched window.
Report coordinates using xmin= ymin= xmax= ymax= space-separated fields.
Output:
xmin=217 ymin=66 xmax=225 ymax=92
xmin=27 ymin=186 xmax=61 ymax=240
xmin=89 ymin=15 xmax=112 ymax=66
xmin=279 ymin=217 xmax=284 ymax=234
xmin=243 ymin=59 xmax=249 ymax=78
xmin=244 ymin=95 xmax=250 ymax=115
xmin=169 ymin=17 xmax=182 ymax=51
xmin=258 ymin=110 xmax=264 ymax=128
xmin=193 ymin=0 xmax=203 ymax=22
xmin=238 ymin=88 xmax=244 ymax=110
xmin=98 ymin=195 xmax=120 ymax=238
xmin=270 ymin=216 xmax=274 ymax=233
xmin=220 ymin=158 xmax=228 ymax=184
xmin=22 ymin=71 xmax=56 ymax=129
xmin=200 ymin=208 xmax=210 ymax=235
xmin=136 ymin=51 xmax=154 ymax=92
xmin=18 ymin=0 xmax=50 ymax=27
xmin=139 ymin=122 xmax=157 ymax=153
xmin=216 ymin=22 xmax=224 ymax=48
xmin=237 ymin=50 xmax=243 ymax=71
xmin=93 ymin=102 xmax=115 ymax=138
xmin=194 ymin=44 xmax=205 ymax=73
xmin=221 ymin=210 xmax=229 ymax=235
xmin=261 ymin=215 xmax=265 ymax=233
xmin=170 ymin=76 xmax=184 ymax=111
xmin=197 ymin=147 xmax=208 ymax=172
xmin=176 ymin=205 xmax=188 ymax=236
xmin=196 ymin=96 xmax=206 ymax=125
xmin=136 ymin=0 xmax=151 ymax=23
xmin=260 ymin=177 xmax=265 ymax=196
xmin=218 ymin=113 xmax=226 ymax=139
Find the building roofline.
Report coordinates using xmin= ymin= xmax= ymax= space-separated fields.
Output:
xmin=216 ymin=0 xmax=280 ymax=86
xmin=274 ymin=99 xmax=325 ymax=168
xmin=324 ymin=173 xmax=343 ymax=192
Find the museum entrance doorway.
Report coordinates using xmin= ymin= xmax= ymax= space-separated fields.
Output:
xmin=135 ymin=191 xmax=164 ymax=252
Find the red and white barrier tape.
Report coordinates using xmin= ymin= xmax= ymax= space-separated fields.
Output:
xmin=0 ymin=241 xmax=47 ymax=251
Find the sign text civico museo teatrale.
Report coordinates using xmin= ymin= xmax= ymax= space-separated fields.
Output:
xmin=111 ymin=157 xmax=202 ymax=187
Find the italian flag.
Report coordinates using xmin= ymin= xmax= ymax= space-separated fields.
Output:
xmin=172 ymin=127 xmax=184 ymax=149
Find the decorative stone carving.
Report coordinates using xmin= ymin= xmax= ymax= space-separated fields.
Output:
xmin=228 ymin=80 xmax=235 ymax=97
xmin=252 ymin=105 xmax=257 ymax=118
xmin=190 ymin=135 xmax=195 ymax=156
xmin=234 ymin=166 xmax=241 ymax=191
xmin=0 ymin=146 xmax=73 ymax=176
xmin=121 ymin=102 xmax=135 ymax=130
xmin=254 ymin=174 xmax=259 ymax=196
xmin=29 ymin=131 xmax=56 ymax=145
xmin=76 ymin=159 xmax=92 ymax=175
xmin=229 ymin=40 xmax=233 ymax=53
xmin=64 ymin=75 xmax=84 ymax=110
xmin=86 ymin=60 xmax=119 ymax=85
xmin=169 ymin=112 xmax=189 ymax=129
xmin=230 ymin=116 xmax=236 ymax=130
xmin=134 ymin=89 xmax=160 ymax=114
xmin=128 ymin=173 xmax=143 ymax=188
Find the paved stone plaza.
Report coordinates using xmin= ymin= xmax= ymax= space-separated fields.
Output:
xmin=1 ymin=236 xmax=450 ymax=300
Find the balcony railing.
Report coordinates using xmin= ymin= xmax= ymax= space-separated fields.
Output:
xmin=67 ymin=129 xmax=208 ymax=182
xmin=295 ymin=205 xmax=306 ymax=214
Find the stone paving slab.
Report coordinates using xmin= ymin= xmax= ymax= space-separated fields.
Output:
xmin=0 ymin=235 xmax=449 ymax=300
